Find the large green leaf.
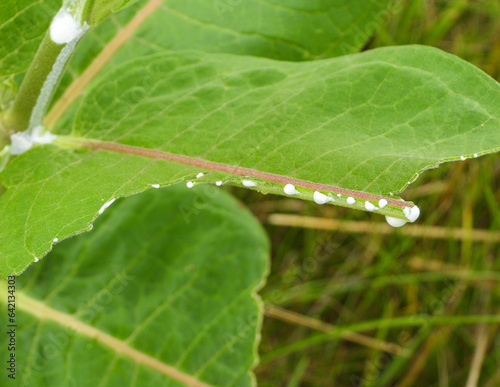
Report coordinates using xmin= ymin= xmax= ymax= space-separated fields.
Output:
xmin=1 ymin=45 xmax=499 ymax=277
xmin=0 ymin=184 xmax=269 ymax=386
xmin=2 ymin=0 xmax=391 ymax=80
xmin=54 ymin=0 xmax=393 ymax=104
xmin=68 ymin=46 xmax=500 ymax=194
xmin=110 ymin=0 xmax=392 ymax=61
xmin=0 ymin=0 xmax=61 ymax=76
xmin=71 ymin=0 xmax=392 ymax=69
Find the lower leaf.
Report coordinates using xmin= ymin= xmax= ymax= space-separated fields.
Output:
xmin=0 ymin=184 xmax=269 ymax=386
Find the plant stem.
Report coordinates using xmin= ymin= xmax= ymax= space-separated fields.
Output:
xmin=3 ymin=34 xmax=63 ymax=133
xmin=2 ymin=28 xmax=86 ymax=135
xmin=0 ymin=131 xmax=7 ymax=150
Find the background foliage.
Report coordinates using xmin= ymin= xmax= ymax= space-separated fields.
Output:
xmin=250 ymin=0 xmax=500 ymax=385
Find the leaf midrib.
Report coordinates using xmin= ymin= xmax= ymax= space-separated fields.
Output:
xmin=67 ymin=137 xmax=416 ymax=209
xmin=0 ymin=280 xmax=214 ymax=387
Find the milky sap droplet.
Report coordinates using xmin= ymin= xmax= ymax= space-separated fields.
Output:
xmin=151 ymin=184 xmax=160 ymax=189
xmin=284 ymin=184 xmax=300 ymax=195
xmin=186 ymin=181 xmax=194 ymax=188
xmin=98 ymin=199 xmax=115 ymax=215
xmin=403 ymin=205 xmax=420 ymax=222
xmin=364 ymin=201 xmax=377 ymax=211
xmin=196 ymin=172 xmax=204 ymax=178
xmin=346 ymin=197 xmax=356 ymax=205
xmin=242 ymin=180 xmax=257 ymax=187
xmin=313 ymin=191 xmax=332 ymax=205
xmin=385 ymin=216 xmax=408 ymax=228
xmin=50 ymin=10 xmax=82 ymax=44
xmin=378 ymin=199 xmax=388 ymax=209
xmin=9 ymin=132 xmax=33 ymax=155
xmin=215 ymin=181 xmax=223 ymax=186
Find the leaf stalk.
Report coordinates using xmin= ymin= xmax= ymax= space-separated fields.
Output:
xmin=2 ymin=0 xmax=91 ymax=139
xmin=4 ymin=35 xmax=65 ymax=133
xmin=4 ymin=31 xmax=86 ymax=135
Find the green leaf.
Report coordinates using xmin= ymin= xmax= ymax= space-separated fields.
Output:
xmin=1 ymin=45 xmax=499 ymax=277
xmin=110 ymin=0 xmax=392 ymax=61
xmin=66 ymin=46 xmax=499 ymax=195
xmin=0 ymin=0 xmax=61 ymax=76
xmin=0 ymin=184 xmax=269 ymax=386
xmin=49 ymin=0 xmax=393 ymax=120
xmin=0 ymin=76 xmax=16 ymax=110
xmin=111 ymin=0 xmax=141 ymax=12
xmin=54 ymin=0 xmax=393 ymax=105
xmin=83 ymin=0 xmax=141 ymax=25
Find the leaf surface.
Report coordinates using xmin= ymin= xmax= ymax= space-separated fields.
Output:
xmin=0 ymin=184 xmax=269 ymax=386
xmin=1 ymin=45 xmax=500 ymax=277
xmin=53 ymin=0 xmax=392 ymax=105
xmin=111 ymin=0 xmax=392 ymax=61
xmin=69 ymin=47 xmax=500 ymax=193
xmin=0 ymin=0 xmax=61 ymax=76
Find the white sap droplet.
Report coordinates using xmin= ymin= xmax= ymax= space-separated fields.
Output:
xmin=385 ymin=216 xmax=408 ymax=228
xmin=151 ymin=184 xmax=160 ymax=188
xmin=10 ymin=132 xmax=33 ymax=155
xmin=460 ymin=156 xmax=466 ymax=161
xmin=364 ymin=201 xmax=377 ymax=211
xmin=337 ymin=194 xmax=342 ymax=198
xmin=403 ymin=205 xmax=421 ymax=222
xmin=284 ymin=184 xmax=299 ymax=195
xmin=346 ymin=197 xmax=356 ymax=205
xmin=474 ymin=153 xmax=478 ymax=158
xmin=196 ymin=172 xmax=204 ymax=178
xmin=50 ymin=9 xmax=82 ymax=45
xmin=98 ymin=199 xmax=116 ymax=215
xmin=34 ymin=258 xmax=39 ymax=263
xmin=242 ymin=179 xmax=257 ymax=187
xmin=53 ymin=238 xmax=59 ymax=242
xmin=32 ymin=126 xmax=56 ymax=144
xmin=9 ymin=126 xmax=57 ymax=155
xmin=215 ymin=181 xmax=223 ymax=186
xmin=378 ymin=199 xmax=388 ymax=209
xmin=186 ymin=181 xmax=194 ymax=188
xmin=313 ymin=191 xmax=332 ymax=205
